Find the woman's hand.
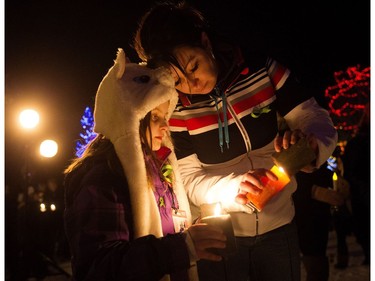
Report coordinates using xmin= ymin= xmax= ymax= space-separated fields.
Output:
xmin=274 ymin=129 xmax=319 ymax=173
xmin=235 ymin=168 xmax=277 ymax=205
xmin=187 ymin=224 xmax=227 ymax=261
xmin=274 ymin=129 xmax=306 ymax=151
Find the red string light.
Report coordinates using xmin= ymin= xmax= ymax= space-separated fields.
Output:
xmin=324 ymin=65 xmax=370 ymax=137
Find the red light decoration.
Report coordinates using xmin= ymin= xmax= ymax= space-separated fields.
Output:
xmin=325 ymin=65 xmax=370 ymax=139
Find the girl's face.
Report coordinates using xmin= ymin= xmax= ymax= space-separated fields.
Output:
xmin=170 ymin=44 xmax=218 ymax=95
xmin=146 ymin=101 xmax=170 ymax=151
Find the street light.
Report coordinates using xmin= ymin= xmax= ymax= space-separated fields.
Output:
xmin=15 ymin=108 xmax=69 ymax=278
xmin=19 ymin=109 xmax=40 ymax=129
xmin=18 ymin=109 xmax=40 ymax=191
xmin=40 ymin=140 xmax=58 ymax=158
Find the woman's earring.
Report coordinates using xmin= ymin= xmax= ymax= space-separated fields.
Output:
xmin=210 ymin=49 xmax=215 ymax=60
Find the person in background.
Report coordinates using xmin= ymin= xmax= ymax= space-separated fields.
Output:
xmin=133 ymin=2 xmax=338 ymax=280
xmin=330 ymin=147 xmax=352 ymax=269
xmin=5 ymin=184 xmax=20 ymax=280
xmin=294 ymin=166 xmax=335 ymax=281
xmin=342 ymin=103 xmax=370 ymax=266
xmin=39 ymin=177 xmax=65 ymax=261
xmin=64 ymin=49 xmax=226 ymax=281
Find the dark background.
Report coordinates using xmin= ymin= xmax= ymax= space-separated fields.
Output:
xmin=5 ymin=0 xmax=370 ymax=188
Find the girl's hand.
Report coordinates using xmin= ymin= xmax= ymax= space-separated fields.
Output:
xmin=187 ymin=224 xmax=226 ymax=261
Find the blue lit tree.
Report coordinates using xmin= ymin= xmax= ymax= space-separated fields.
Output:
xmin=75 ymin=106 xmax=97 ymax=157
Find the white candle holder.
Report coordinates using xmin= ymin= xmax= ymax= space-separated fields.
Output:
xmin=200 ymin=202 xmax=237 ymax=257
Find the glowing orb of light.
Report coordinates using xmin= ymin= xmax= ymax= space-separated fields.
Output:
xmin=19 ymin=109 xmax=40 ymax=129
xmin=40 ymin=140 xmax=58 ymax=158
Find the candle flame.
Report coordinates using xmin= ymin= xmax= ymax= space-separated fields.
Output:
xmin=214 ymin=203 xmax=221 ymax=216
xmin=333 ymin=172 xmax=338 ymax=181
xmin=278 ymin=166 xmax=285 ymax=174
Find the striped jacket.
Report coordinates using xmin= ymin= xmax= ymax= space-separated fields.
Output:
xmin=169 ymin=57 xmax=337 ymax=236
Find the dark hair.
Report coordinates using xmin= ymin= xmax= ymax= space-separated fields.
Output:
xmin=64 ymin=134 xmax=122 ymax=176
xmin=133 ymin=1 xmax=208 ymax=69
xmin=139 ymin=112 xmax=153 ymax=154
xmin=139 ymin=112 xmax=167 ymax=184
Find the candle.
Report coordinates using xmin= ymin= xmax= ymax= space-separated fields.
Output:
xmin=200 ymin=203 xmax=237 ymax=257
xmin=332 ymin=172 xmax=338 ymax=191
xmin=246 ymin=165 xmax=291 ymax=212
xmin=331 ymin=172 xmax=340 ymax=211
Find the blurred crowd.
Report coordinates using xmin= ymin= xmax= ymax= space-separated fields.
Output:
xmin=5 ymin=177 xmax=70 ymax=280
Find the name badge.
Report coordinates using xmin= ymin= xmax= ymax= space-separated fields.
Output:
xmin=172 ymin=209 xmax=187 ymax=233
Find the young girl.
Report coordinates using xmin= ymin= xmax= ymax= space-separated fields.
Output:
xmin=64 ymin=49 xmax=226 ymax=281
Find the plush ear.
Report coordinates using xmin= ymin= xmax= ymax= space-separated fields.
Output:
xmin=115 ymin=48 xmax=126 ymax=79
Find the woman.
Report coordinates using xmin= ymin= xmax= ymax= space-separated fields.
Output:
xmin=64 ymin=49 xmax=226 ymax=281
xmin=134 ymin=2 xmax=338 ymax=281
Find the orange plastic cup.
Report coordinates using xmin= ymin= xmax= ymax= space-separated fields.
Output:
xmin=246 ymin=165 xmax=291 ymax=211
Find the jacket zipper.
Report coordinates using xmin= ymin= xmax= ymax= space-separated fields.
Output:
xmin=224 ymin=70 xmax=257 ymax=234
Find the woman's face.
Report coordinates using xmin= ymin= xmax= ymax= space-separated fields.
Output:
xmin=170 ymin=44 xmax=218 ymax=95
xmin=146 ymin=101 xmax=170 ymax=151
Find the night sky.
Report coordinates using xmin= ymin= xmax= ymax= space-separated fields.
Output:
xmin=5 ymin=0 xmax=370 ymax=188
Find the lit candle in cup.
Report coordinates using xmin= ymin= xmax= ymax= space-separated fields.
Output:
xmin=331 ymin=172 xmax=340 ymax=211
xmin=246 ymin=165 xmax=291 ymax=212
xmin=200 ymin=202 xmax=237 ymax=257
xmin=332 ymin=172 xmax=338 ymax=191
xmin=246 ymin=136 xmax=316 ymax=212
